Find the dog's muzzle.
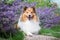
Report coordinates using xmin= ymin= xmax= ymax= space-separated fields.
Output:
xmin=28 ymin=15 xmax=33 ymax=20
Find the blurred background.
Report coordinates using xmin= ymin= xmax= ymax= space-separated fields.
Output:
xmin=0 ymin=0 xmax=60 ymax=40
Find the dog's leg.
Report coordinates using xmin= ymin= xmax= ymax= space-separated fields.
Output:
xmin=26 ymin=32 xmax=33 ymax=36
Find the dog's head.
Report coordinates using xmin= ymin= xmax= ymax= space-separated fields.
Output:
xmin=23 ymin=6 xmax=36 ymax=20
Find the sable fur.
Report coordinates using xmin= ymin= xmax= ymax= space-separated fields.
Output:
xmin=18 ymin=6 xmax=41 ymax=36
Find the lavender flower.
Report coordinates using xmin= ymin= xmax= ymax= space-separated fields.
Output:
xmin=36 ymin=7 xmax=60 ymax=28
xmin=0 ymin=0 xmax=37 ymax=34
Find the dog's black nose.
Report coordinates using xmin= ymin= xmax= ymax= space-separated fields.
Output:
xmin=29 ymin=15 xmax=31 ymax=17
xmin=28 ymin=15 xmax=32 ymax=20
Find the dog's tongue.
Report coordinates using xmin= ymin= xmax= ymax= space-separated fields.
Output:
xmin=28 ymin=16 xmax=32 ymax=20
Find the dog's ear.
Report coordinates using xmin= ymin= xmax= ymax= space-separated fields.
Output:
xmin=23 ymin=6 xmax=27 ymax=12
xmin=31 ymin=6 xmax=36 ymax=13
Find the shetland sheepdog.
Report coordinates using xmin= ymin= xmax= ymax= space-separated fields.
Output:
xmin=18 ymin=6 xmax=41 ymax=36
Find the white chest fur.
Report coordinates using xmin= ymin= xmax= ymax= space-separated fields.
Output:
xmin=18 ymin=19 xmax=41 ymax=35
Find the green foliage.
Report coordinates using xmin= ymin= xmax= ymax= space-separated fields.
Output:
xmin=24 ymin=0 xmax=36 ymax=3
xmin=0 ymin=31 xmax=24 ymax=40
xmin=54 ymin=8 xmax=60 ymax=16
xmin=36 ymin=0 xmax=52 ymax=7
xmin=4 ymin=0 xmax=14 ymax=5
xmin=51 ymin=25 xmax=60 ymax=32
xmin=11 ymin=31 xmax=24 ymax=40
xmin=39 ymin=25 xmax=60 ymax=38
xmin=24 ymin=0 xmax=52 ymax=7
xmin=39 ymin=28 xmax=54 ymax=36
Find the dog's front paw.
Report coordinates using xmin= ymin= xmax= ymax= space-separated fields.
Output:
xmin=26 ymin=32 xmax=33 ymax=37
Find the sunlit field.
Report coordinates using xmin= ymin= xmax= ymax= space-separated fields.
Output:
xmin=0 ymin=0 xmax=60 ymax=40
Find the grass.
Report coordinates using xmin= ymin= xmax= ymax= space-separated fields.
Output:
xmin=12 ymin=31 xmax=24 ymax=40
xmin=39 ymin=25 xmax=60 ymax=38
xmin=0 ymin=25 xmax=60 ymax=40
xmin=0 ymin=31 xmax=25 ymax=40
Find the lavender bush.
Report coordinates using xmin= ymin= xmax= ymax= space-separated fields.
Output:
xmin=0 ymin=0 xmax=23 ymax=38
xmin=0 ymin=0 xmax=37 ymax=38
xmin=36 ymin=6 xmax=60 ymax=28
